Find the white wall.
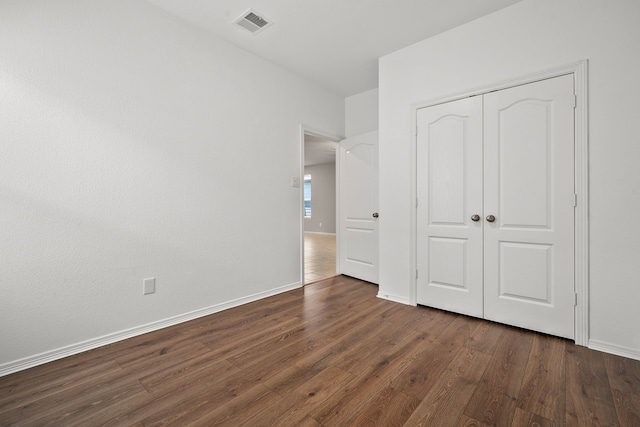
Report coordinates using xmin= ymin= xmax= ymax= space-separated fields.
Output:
xmin=0 ymin=0 xmax=344 ymax=373
xmin=379 ymin=0 xmax=640 ymax=358
xmin=304 ymin=163 xmax=337 ymax=234
xmin=345 ymin=88 xmax=379 ymax=138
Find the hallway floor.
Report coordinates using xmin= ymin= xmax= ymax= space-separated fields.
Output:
xmin=304 ymin=232 xmax=336 ymax=284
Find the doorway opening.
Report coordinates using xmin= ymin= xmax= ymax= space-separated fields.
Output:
xmin=301 ymin=131 xmax=339 ymax=284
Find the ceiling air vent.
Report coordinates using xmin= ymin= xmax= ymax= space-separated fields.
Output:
xmin=234 ymin=9 xmax=273 ymax=34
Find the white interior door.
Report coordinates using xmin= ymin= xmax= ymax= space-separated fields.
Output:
xmin=483 ymin=75 xmax=575 ymax=339
xmin=339 ymin=131 xmax=379 ymax=284
xmin=416 ymin=96 xmax=484 ymax=317
xmin=416 ymin=74 xmax=576 ymax=339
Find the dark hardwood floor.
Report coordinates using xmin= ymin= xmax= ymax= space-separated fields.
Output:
xmin=1 ymin=275 xmax=639 ymax=426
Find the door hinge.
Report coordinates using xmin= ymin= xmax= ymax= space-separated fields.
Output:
xmin=574 ymin=292 xmax=578 ymax=306
xmin=573 ymin=95 xmax=577 ymax=108
xmin=574 ymin=194 xmax=578 ymax=207
xmin=416 ymin=269 xmax=419 ymax=279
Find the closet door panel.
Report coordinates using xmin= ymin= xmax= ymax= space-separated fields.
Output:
xmin=416 ymin=96 xmax=483 ymax=318
xmin=483 ymin=74 xmax=575 ymax=339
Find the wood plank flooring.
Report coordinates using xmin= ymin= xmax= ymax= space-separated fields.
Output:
xmin=1 ymin=275 xmax=640 ymax=426
xmin=304 ymin=232 xmax=336 ymax=284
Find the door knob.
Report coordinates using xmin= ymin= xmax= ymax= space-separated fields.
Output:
xmin=372 ymin=212 xmax=379 ymax=218
xmin=486 ymin=215 xmax=496 ymax=223
xmin=471 ymin=214 xmax=480 ymax=222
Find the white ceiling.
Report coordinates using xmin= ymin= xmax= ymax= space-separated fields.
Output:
xmin=304 ymin=135 xmax=336 ymax=167
xmin=144 ymin=0 xmax=522 ymax=97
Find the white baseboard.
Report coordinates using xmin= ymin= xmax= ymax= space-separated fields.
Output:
xmin=0 ymin=281 xmax=302 ymax=377
xmin=376 ymin=291 xmax=412 ymax=306
xmin=588 ymin=339 xmax=640 ymax=361
xmin=304 ymin=231 xmax=336 ymax=235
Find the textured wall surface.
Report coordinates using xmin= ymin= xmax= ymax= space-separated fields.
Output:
xmin=345 ymin=88 xmax=379 ymax=138
xmin=304 ymin=163 xmax=336 ymax=234
xmin=0 ymin=0 xmax=344 ymax=370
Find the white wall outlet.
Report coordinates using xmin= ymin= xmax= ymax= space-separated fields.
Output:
xmin=143 ymin=278 xmax=155 ymax=295
xmin=290 ymin=176 xmax=300 ymax=187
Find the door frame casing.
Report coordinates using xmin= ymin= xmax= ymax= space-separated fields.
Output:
xmin=409 ymin=60 xmax=589 ymax=345
xmin=299 ymin=124 xmax=343 ymax=286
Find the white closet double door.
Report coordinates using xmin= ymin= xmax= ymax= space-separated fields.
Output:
xmin=416 ymin=75 xmax=576 ymax=339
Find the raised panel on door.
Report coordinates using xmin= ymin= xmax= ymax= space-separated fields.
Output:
xmin=339 ymin=131 xmax=379 ymax=284
xmin=416 ymin=96 xmax=483 ymax=317
xmin=483 ymin=74 xmax=575 ymax=339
